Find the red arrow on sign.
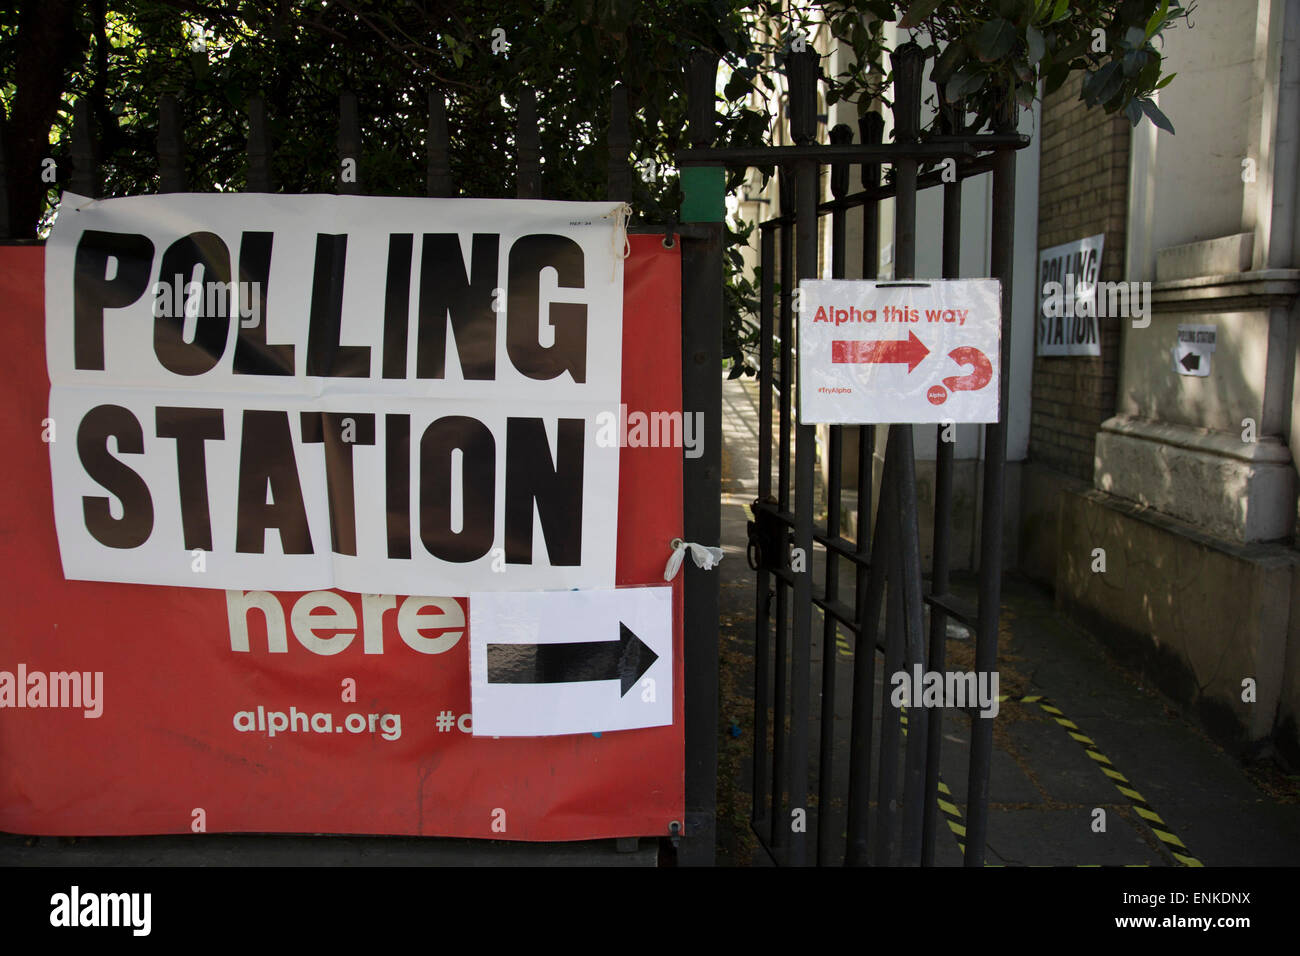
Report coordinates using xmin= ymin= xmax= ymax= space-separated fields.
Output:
xmin=942 ymin=346 xmax=993 ymax=392
xmin=831 ymin=331 xmax=930 ymax=373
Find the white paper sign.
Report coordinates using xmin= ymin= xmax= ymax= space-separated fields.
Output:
xmin=1173 ymin=324 xmax=1216 ymax=377
xmin=469 ymin=587 xmax=673 ymax=737
xmin=1037 ymin=234 xmax=1104 ymax=357
xmin=798 ymin=279 xmax=1001 ymax=424
xmin=45 ymin=192 xmax=626 ymax=593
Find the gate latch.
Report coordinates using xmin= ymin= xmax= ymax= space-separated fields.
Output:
xmin=747 ymin=496 xmax=789 ymax=573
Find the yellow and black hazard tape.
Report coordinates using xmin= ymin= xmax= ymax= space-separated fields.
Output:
xmin=898 ymin=707 xmax=970 ymax=856
xmin=1000 ymin=694 xmax=1203 ymax=868
xmin=934 ymin=779 xmax=968 ymax=855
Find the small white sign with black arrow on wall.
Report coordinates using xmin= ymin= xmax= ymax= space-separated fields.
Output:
xmin=1173 ymin=324 xmax=1216 ymax=377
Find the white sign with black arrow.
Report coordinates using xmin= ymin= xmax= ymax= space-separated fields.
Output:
xmin=469 ymin=586 xmax=673 ymax=736
xmin=1173 ymin=323 xmax=1215 ymax=377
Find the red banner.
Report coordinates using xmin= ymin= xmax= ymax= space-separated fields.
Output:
xmin=0 ymin=234 xmax=684 ymax=840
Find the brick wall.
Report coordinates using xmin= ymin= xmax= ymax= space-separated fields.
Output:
xmin=1030 ymin=73 xmax=1129 ymax=481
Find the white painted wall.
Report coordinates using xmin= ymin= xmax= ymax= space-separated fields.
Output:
xmin=1146 ymin=3 xmax=1258 ymax=254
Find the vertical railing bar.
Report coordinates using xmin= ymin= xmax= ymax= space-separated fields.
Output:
xmin=846 ymin=451 xmax=893 ymax=865
xmin=607 ymin=83 xmax=632 ymax=201
xmin=752 ymin=222 xmax=776 ymax=832
xmin=886 ymin=42 xmax=931 ymax=867
xmin=0 ymin=98 xmax=11 ymax=238
xmin=246 ymin=95 xmax=274 ymax=193
xmin=894 ymin=427 xmax=931 ymax=865
xmin=426 ymin=90 xmax=454 ymax=198
xmin=858 ymin=112 xmax=884 ymax=282
xmin=777 ymin=175 xmax=795 ymax=512
xmin=337 ymin=91 xmax=361 ymax=195
xmin=69 ymin=100 xmax=97 ymax=198
xmin=771 ymin=564 xmax=789 ymax=852
xmin=680 ymin=49 xmax=722 ymax=865
xmin=922 ymin=133 xmax=963 ymax=865
xmin=843 ymin=109 xmax=884 ymax=867
xmin=515 ymin=87 xmax=541 ymax=199
xmin=157 ymin=94 xmax=186 ymax=193
xmin=770 ymin=184 xmax=794 ymax=855
xmin=817 ymin=424 xmax=842 ymax=863
xmin=816 ymin=123 xmax=852 ymax=866
xmin=965 ymin=109 xmax=1018 ymax=868
xmin=759 ymin=224 xmax=776 ymax=504
xmin=872 ymin=436 xmax=905 ymax=866
xmin=856 ymin=112 xmax=883 ymax=556
xmin=787 ymin=48 xmax=820 ymax=868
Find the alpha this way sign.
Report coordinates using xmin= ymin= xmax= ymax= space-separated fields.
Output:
xmin=798 ymin=279 xmax=1001 ymax=424
xmin=44 ymin=193 xmax=625 ymax=594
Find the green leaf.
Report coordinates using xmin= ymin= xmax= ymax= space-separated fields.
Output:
xmin=1139 ymin=96 xmax=1175 ymax=133
xmin=865 ymin=1 xmax=897 ymax=20
xmin=1124 ymin=98 xmax=1142 ymax=126
xmin=1145 ymin=0 xmax=1172 ymax=40
xmin=1123 ymin=49 xmax=1147 ymax=77
xmin=723 ymin=71 xmax=750 ymax=101
xmin=1137 ymin=54 xmax=1162 ymax=91
xmin=899 ymin=0 xmax=944 ymax=29
xmin=1155 ymin=71 xmax=1177 ymax=90
xmin=931 ymin=39 xmax=969 ymax=84
xmin=1026 ymin=24 xmax=1045 ymax=65
xmin=974 ymin=18 xmax=1018 ymax=61
xmin=1082 ymin=60 xmax=1123 ymax=105
xmin=1044 ymin=62 xmax=1070 ymax=95
xmin=1054 ymin=33 xmax=1090 ymax=62
xmin=945 ymin=65 xmax=986 ymax=101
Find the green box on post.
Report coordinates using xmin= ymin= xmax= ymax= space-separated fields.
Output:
xmin=680 ymin=166 xmax=725 ymax=223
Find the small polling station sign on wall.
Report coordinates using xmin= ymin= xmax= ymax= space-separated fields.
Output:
xmin=797 ymin=279 xmax=1001 ymax=425
xmin=0 ymin=193 xmax=686 ymax=841
xmin=1173 ymin=324 xmax=1216 ymax=377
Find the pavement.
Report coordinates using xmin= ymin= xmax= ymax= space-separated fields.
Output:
xmin=715 ymin=374 xmax=1300 ymax=866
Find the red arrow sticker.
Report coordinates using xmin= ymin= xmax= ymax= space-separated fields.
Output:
xmin=831 ymin=330 xmax=930 ymax=373
xmin=942 ymin=347 xmax=992 ymax=392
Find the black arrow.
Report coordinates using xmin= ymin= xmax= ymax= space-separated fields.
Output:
xmin=487 ymin=623 xmax=658 ymax=697
xmin=1180 ymin=351 xmax=1200 ymax=371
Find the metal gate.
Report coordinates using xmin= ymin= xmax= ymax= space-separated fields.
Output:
xmin=680 ymin=44 xmax=1028 ymax=866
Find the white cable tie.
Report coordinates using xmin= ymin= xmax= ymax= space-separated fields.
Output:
xmin=663 ymin=536 xmax=725 ymax=581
